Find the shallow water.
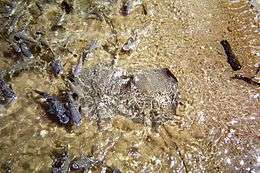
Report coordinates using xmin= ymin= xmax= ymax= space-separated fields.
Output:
xmin=0 ymin=0 xmax=259 ymax=172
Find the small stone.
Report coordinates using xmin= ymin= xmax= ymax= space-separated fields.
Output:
xmin=40 ymin=130 xmax=48 ymax=138
xmin=226 ymin=158 xmax=231 ymax=164
xmin=240 ymin=160 xmax=244 ymax=166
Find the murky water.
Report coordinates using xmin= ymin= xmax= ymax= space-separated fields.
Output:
xmin=0 ymin=0 xmax=259 ymax=172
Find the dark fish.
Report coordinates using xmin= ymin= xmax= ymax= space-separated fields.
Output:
xmin=1 ymin=160 xmax=12 ymax=173
xmin=51 ymin=58 xmax=64 ymax=77
xmin=122 ymin=0 xmax=132 ymax=16
xmin=71 ymin=156 xmax=100 ymax=171
xmin=61 ymin=0 xmax=73 ymax=14
xmin=71 ymin=40 xmax=100 ymax=78
xmin=113 ymin=169 xmax=122 ymax=173
xmin=68 ymin=80 xmax=84 ymax=99
xmin=220 ymin=40 xmax=241 ymax=71
xmin=35 ymin=31 xmax=49 ymax=49
xmin=13 ymin=30 xmax=27 ymax=41
xmin=72 ymin=56 xmax=83 ymax=78
xmin=256 ymin=65 xmax=260 ymax=75
xmin=232 ymin=74 xmax=260 ymax=86
xmin=7 ymin=58 xmax=41 ymax=78
xmin=13 ymin=29 xmax=36 ymax=45
xmin=65 ymin=92 xmax=82 ymax=126
xmin=120 ymin=75 xmax=134 ymax=93
xmin=105 ymin=166 xmax=122 ymax=173
xmin=71 ymin=40 xmax=99 ymax=78
xmin=0 ymin=73 xmax=16 ymax=104
xmin=161 ymin=68 xmax=178 ymax=83
xmin=10 ymin=29 xmax=34 ymax=60
xmin=10 ymin=41 xmax=21 ymax=53
xmin=52 ymin=150 xmax=70 ymax=173
xmin=3 ymin=1 xmax=17 ymax=17
xmin=7 ymin=15 xmax=21 ymax=35
xmin=35 ymin=0 xmax=52 ymax=11
xmin=19 ymin=42 xmax=33 ymax=59
xmin=34 ymin=90 xmax=69 ymax=124
xmin=35 ymin=1 xmax=43 ymax=12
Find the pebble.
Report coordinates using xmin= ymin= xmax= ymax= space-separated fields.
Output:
xmin=226 ymin=158 xmax=232 ymax=165
xmin=40 ymin=130 xmax=48 ymax=138
xmin=240 ymin=160 xmax=244 ymax=166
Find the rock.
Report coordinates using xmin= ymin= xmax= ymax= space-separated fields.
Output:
xmin=75 ymin=63 xmax=179 ymax=127
xmin=40 ymin=130 xmax=48 ymax=138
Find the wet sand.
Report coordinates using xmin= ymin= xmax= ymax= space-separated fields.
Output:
xmin=0 ymin=0 xmax=259 ymax=172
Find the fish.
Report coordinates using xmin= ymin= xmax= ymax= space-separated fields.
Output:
xmin=3 ymin=2 xmax=17 ymax=17
xmin=34 ymin=90 xmax=69 ymax=124
xmin=52 ymin=150 xmax=70 ymax=173
xmin=51 ymin=58 xmax=64 ymax=77
xmin=65 ymin=92 xmax=82 ymax=126
xmin=72 ymin=40 xmax=99 ymax=78
xmin=0 ymin=72 xmax=17 ymax=104
xmin=19 ymin=42 xmax=33 ymax=59
xmin=220 ymin=40 xmax=242 ymax=71
xmin=232 ymin=74 xmax=260 ymax=86
xmin=72 ymin=56 xmax=83 ymax=78
xmin=105 ymin=166 xmax=122 ymax=173
xmin=61 ymin=0 xmax=74 ymax=14
xmin=67 ymin=80 xmax=84 ymax=99
xmin=1 ymin=160 xmax=12 ymax=173
xmin=122 ymin=0 xmax=132 ymax=16
xmin=70 ymin=156 xmax=100 ymax=171
xmin=9 ymin=29 xmax=34 ymax=60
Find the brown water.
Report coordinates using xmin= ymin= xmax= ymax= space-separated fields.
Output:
xmin=0 ymin=0 xmax=259 ymax=172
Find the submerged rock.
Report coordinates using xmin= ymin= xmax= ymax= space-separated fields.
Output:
xmin=74 ymin=63 xmax=179 ymax=127
xmin=249 ymin=0 xmax=260 ymax=11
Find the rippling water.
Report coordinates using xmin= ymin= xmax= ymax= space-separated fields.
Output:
xmin=0 ymin=0 xmax=259 ymax=172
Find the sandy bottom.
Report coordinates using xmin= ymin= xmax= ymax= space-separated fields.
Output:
xmin=0 ymin=0 xmax=259 ymax=172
